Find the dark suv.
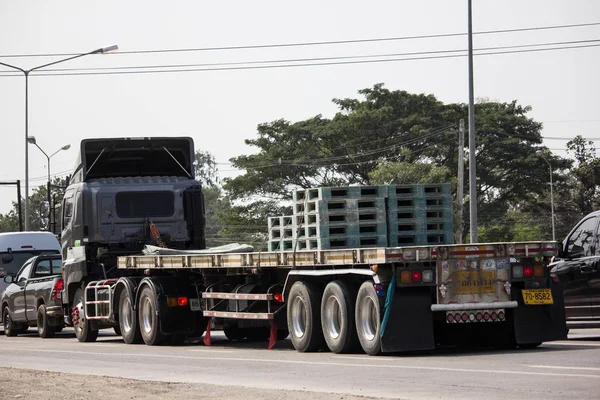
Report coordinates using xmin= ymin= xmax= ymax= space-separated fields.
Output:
xmin=550 ymin=211 xmax=600 ymax=328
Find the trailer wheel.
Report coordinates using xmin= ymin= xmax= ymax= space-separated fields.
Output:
xmin=321 ymin=280 xmax=358 ymax=354
xmin=37 ymin=304 xmax=55 ymax=339
xmin=3 ymin=308 xmax=20 ymax=337
xmin=138 ymin=286 xmax=164 ymax=345
xmin=119 ymin=289 xmax=142 ymax=344
xmin=73 ymin=288 xmax=98 ymax=343
xmin=518 ymin=342 xmax=542 ymax=349
xmin=287 ymin=281 xmax=325 ymax=352
xmin=355 ymin=281 xmax=382 ymax=355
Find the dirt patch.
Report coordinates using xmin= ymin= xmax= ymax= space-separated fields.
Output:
xmin=1 ymin=367 xmax=384 ymax=400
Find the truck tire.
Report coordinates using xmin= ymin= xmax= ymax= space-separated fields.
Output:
xmin=73 ymin=288 xmax=99 ymax=342
xmin=287 ymin=281 xmax=325 ymax=352
xmin=37 ymin=304 xmax=56 ymax=338
xmin=119 ymin=289 xmax=142 ymax=344
xmin=355 ymin=281 xmax=382 ymax=356
xmin=321 ymin=280 xmax=358 ymax=354
xmin=3 ymin=308 xmax=20 ymax=337
xmin=138 ymin=286 xmax=164 ymax=345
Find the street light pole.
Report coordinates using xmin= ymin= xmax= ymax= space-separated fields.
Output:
xmin=27 ymin=136 xmax=70 ymax=228
xmin=0 ymin=45 xmax=118 ymax=230
xmin=467 ymin=0 xmax=478 ymax=243
xmin=536 ymin=150 xmax=556 ymax=242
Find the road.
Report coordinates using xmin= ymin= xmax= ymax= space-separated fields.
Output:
xmin=0 ymin=329 xmax=599 ymax=400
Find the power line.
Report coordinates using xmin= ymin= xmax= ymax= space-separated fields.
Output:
xmin=1 ymin=22 xmax=599 ymax=59
xmin=8 ymin=38 xmax=598 ymax=75
xmin=4 ymin=42 xmax=597 ymax=78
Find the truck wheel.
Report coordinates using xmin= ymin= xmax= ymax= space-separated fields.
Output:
xmin=321 ymin=280 xmax=359 ymax=354
xmin=518 ymin=342 xmax=542 ymax=349
xmin=138 ymin=286 xmax=164 ymax=345
xmin=119 ymin=289 xmax=142 ymax=344
xmin=3 ymin=308 xmax=19 ymax=337
xmin=37 ymin=304 xmax=56 ymax=338
xmin=73 ymin=288 xmax=99 ymax=343
xmin=355 ymin=281 xmax=382 ymax=356
xmin=287 ymin=281 xmax=325 ymax=352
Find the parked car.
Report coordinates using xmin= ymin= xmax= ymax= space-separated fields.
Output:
xmin=550 ymin=210 xmax=600 ymax=328
xmin=1 ymin=254 xmax=65 ymax=337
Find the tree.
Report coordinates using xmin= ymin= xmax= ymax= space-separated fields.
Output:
xmin=566 ymin=135 xmax=600 ymax=216
xmin=224 ymin=84 xmax=573 ymax=241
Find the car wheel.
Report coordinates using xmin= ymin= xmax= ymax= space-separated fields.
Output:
xmin=73 ymin=288 xmax=99 ymax=342
xmin=37 ymin=304 xmax=56 ymax=338
xmin=3 ymin=308 xmax=19 ymax=337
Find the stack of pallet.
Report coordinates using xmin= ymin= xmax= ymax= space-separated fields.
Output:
xmin=267 ymin=184 xmax=453 ymax=251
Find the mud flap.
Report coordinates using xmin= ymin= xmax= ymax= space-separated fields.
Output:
xmin=380 ymin=288 xmax=436 ymax=352
xmin=513 ymin=284 xmax=568 ymax=344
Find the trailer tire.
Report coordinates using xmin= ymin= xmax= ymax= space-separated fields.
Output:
xmin=355 ymin=281 xmax=382 ymax=355
xmin=138 ymin=286 xmax=164 ymax=346
xmin=321 ymin=280 xmax=358 ymax=354
xmin=119 ymin=289 xmax=142 ymax=344
xmin=37 ymin=304 xmax=55 ymax=338
xmin=3 ymin=308 xmax=20 ymax=337
xmin=518 ymin=342 xmax=542 ymax=349
xmin=287 ymin=281 xmax=325 ymax=352
xmin=73 ymin=288 xmax=99 ymax=343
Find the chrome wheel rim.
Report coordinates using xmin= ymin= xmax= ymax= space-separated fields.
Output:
xmin=291 ymin=296 xmax=307 ymax=339
xmin=141 ymin=296 xmax=153 ymax=334
xmin=121 ymin=296 xmax=133 ymax=333
xmin=359 ymin=295 xmax=378 ymax=341
xmin=324 ymin=295 xmax=342 ymax=340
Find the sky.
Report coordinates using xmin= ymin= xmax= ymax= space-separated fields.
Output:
xmin=0 ymin=0 xmax=599 ymax=215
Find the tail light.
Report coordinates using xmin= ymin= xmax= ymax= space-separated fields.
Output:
xmin=177 ymin=297 xmax=188 ymax=307
xmin=523 ymin=266 xmax=533 ymax=278
xmin=533 ymin=265 xmax=545 ymax=278
xmin=51 ymin=279 xmax=64 ymax=300
xmin=273 ymin=293 xmax=284 ymax=303
xmin=411 ymin=271 xmax=422 ymax=283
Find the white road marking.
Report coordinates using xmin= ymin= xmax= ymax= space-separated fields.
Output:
xmin=1 ymin=347 xmax=599 ymax=379
xmin=528 ymin=365 xmax=600 ymax=371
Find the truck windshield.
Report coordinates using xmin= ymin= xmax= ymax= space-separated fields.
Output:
xmin=0 ymin=250 xmax=61 ymax=276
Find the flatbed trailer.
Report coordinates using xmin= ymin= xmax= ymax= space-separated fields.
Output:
xmin=70 ymin=240 xmax=567 ymax=355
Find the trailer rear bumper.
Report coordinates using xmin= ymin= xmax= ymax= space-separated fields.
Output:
xmin=431 ymin=301 xmax=518 ymax=312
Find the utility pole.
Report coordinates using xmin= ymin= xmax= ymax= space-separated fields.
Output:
xmin=467 ymin=0 xmax=478 ymax=243
xmin=457 ymin=120 xmax=465 ymax=244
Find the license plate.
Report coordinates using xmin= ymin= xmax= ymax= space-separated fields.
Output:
xmin=190 ymin=298 xmax=202 ymax=311
xmin=522 ymin=289 xmax=554 ymax=305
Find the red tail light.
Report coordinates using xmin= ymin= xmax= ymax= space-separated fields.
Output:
xmin=177 ymin=297 xmax=188 ymax=307
xmin=273 ymin=293 xmax=284 ymax=303
xmin=51 ymin=279 xmax=64 ymax=300
xmin=411 ymin=271 xmax=422 ymax=283
xmin=523 ymin=266 xmax=533 ymax=278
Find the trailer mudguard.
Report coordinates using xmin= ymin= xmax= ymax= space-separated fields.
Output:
xmin=380 ymin=287 xmax=436 ymax=352
xmin=513 ymin=283 xmax=568 ymax=344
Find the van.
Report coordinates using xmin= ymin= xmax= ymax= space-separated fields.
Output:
xmin=0 ymin=232 xmax=61 ymax=295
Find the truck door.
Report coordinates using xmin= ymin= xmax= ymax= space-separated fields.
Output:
xmin=557 ymin=215 xmax=597 ymax=323
xmin=11 ymin=261 xmax=33 ymax=322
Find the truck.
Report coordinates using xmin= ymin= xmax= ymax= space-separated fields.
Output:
xmin=56 ymin=137 xmax=566 ymax=354
xmin=1 ymin=253 xmax=64 ymax=338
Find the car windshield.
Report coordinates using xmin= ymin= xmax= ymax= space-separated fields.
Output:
xmin=0 ymin=250 xmax=60 ymax=276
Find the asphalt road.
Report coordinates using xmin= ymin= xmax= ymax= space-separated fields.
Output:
xmin=0 ymin=329 xmax=599 ymax=400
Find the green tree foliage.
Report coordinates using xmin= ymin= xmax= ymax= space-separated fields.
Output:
xmin=566 ymin=135 xmax=600 ymax=215
xmin=0 ymin=177 xmax=67 ymax=233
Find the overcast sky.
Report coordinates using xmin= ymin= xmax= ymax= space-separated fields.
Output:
xmin=0 ymin=0 xmax=598 ymax=216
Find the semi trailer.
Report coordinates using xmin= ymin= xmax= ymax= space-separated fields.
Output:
xmin=58 ymin=137 xmax=567 ymax=354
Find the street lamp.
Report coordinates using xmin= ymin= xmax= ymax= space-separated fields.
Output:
xmin=536 ymin=150 xmax=556 ymax=242
xmin=0 ymin=44 xmax=118 ymax=230
xmin=27 ymin=136 xmax=70 ymax=229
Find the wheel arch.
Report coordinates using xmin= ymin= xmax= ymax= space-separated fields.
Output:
xmin=112 ymin=277 xmax=141 ymax=321
xmin=282 ymin=269 xmax=378 ymax=302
